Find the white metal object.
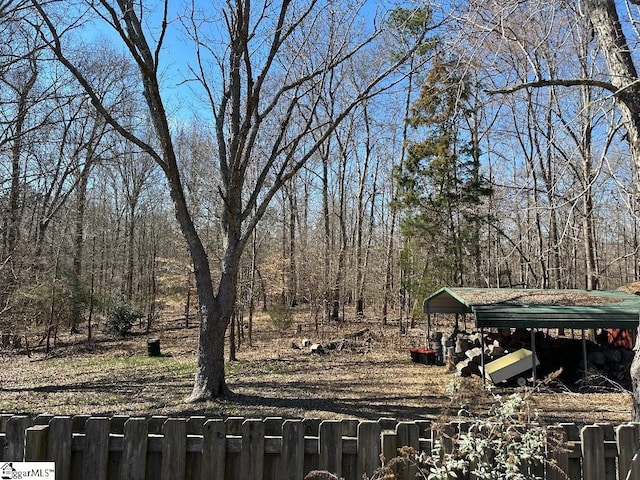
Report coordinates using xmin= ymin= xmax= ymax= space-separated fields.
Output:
xmin=483 ymin=348 xmax=540 ymax=384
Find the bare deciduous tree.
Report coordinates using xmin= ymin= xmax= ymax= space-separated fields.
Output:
xmin=29 ymin=0 xmax=427 ymax=400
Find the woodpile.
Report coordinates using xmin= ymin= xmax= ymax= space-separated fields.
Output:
xmin=447 ymin=328 xmax=634 ymax=388
xmin=291 ymin=328 xmax=374 ymax=355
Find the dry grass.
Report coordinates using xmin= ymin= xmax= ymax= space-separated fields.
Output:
xmin=0 ymin=312 xmax=633 ymax=425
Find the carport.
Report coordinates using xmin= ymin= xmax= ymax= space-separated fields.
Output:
xmin=422 ymin=287 xmax=640 ymax=385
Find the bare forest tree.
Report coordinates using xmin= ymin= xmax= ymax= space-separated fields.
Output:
xmin=27 ymin=0 xmax=429 ymax=400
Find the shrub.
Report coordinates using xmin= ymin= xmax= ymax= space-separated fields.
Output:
xmin=386 ymin=384 xmax=560 ymax=480
xmin=268 ymin=302 xmax=293 ymax=333
xmin=312 ymin=385 xmax=564 ymax=480
xmin=105 ymin=303 xmax=142 ymax=337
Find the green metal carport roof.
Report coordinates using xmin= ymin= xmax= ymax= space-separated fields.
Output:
xmin=423 ymin=287 xmax=640 ymax=330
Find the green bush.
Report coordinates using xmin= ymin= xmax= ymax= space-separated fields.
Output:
xmin=105 ymin=303 xmax=142 ymax=337
xmin=268 ymin=302 xmax=293 ymax=333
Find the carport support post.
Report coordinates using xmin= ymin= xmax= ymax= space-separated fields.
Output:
xmin=425 ymin=313 xmax=431 ymax=348
xmin=480 ymin=327 xmax=486 ymax=387
xmin=531 ymin=329 xmax=537 ymax=386
xmin=582 ymin=329 xmax=588 ymax=385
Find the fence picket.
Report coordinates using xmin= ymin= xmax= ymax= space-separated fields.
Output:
xmin=240 ymin=419 xmax=264 ymax=480
xmin=201 ymin=419 xmax=226 ymax=480
xmin=263 ymin=417 xmax=284 ymax=478
xmin=357 ymin=420 xmax=381 ymax=479
xmin=82 ymin=417 xmax=110 ymax=480
xmin=582 ymin=425 xmax=605 ymax=480
xmin=547 ymin=425 xmax=569 ymax=480
xmin=121 ymin=418 xmax=147 ymax=480
xmin=161 ymin=418 xmax=186 ymax=480
xmin=24 ymin=425 xmax=48 ymax=461
xmin=619 ymin=424 xmax=640 ymax=480
xmin=4 ymin=415 xmax=31 ymax=461
xmin=280 ymin=420 xmax=304 ymax=480
xmin=319 ymin=420 xmax=342 ymax=477
xmin=47 ymin=416 xmax=72 ymax=480
xmin=396 ymin=421 xmax=419 ymax=480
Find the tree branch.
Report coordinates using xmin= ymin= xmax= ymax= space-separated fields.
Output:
xmin=486 ymin=78 xmax=627 ymax=97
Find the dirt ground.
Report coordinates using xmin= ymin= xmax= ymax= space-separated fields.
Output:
xmin=0 ymin=313 xmax=633 ymax=426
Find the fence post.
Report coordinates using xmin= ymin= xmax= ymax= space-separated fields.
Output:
xmin=83 ymin=417 xmax=110 ymax=480
xmin=357 ymin=420 xmax=381 ymax=479
xmin=162 ymin=418 xmax=186 ymax=480
xmin=240 ymin=419 xmax=264 ymax=480
xmin=121 ymin=418 xmax=148 ymax=480
xmin=24 ymin=425 xmax=48 ymax=461
xmin=582 ymin=425 xmax=605 ymax=480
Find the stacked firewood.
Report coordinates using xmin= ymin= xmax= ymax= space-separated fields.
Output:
xmin=447 ymin=328 xmax=634 ymax=388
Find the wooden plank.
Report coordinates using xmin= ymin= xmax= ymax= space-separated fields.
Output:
xmin=263 ymin=417 xmax=284 ymax=479
xmin=72 ymin=415 xmax=90 ymax=433
xmin=280 ymin=420 xmax=304 ymax=480
xmin=0 ymin=414 xmax=14 ymax=433
xmin=121 ymin=418 xmax=148 ymax=480
xmin=5 ymin=415 xmax=31 ymax=461
xmin=263 ymin=417 xmax=284 ymax=436
xmin=618 ymin=424 xmax=640 ymax=480
xmin=186 ymin=416 xmax=206 ymax=435
xmin=357 ymin=420 xmax=381 ymax=479
xmin=240 ymin=419 xmax=264 ymax=480
xmin=225 ymin=417 xmax=245 ymax=435
xmin=149 ymin=416 xmax=169 ymax=434
xmin=34 ymin=414 xmax=54 ymax=426
xmin=110 ymin=415 xmax=129 ymax=434
xmin=162 ymin=418 xmax=187 ymax=480
xmin=381 ymin=431 xmax=398 ymax=477
xmin=547 ymin=425 xmax=569 ymax=480
xmin=396 ymin=422 xmax=419 ymax=480
xmin=304 ymin=418 xmax=322 ymax=437
xmin=597 ymin=423 xmax=616 ymax=480
xmin=319 ymin=420 xmax=342 ymax=477
xmin=560 ymin=423 xmax=581 ymax=480
xmin=439 ymin=422 xmax=456 ymax=455
xmin=341 ymin=419 xmax=359 ymax=437
xmin=341 ymin=419 xmax=358 ymax=480
xmin=83 ymin=417 xmax=110 ymax=480
xmin=25 ymin=425 xmax=48 ymax=461
xmin=48 ymin=417 xmax=72 ymax=480
xmin=582 ymin=425 xmax=605 ymax=480
xmin=378 ymin=418 xmax=398 ymax=432
xmin=201 ymin=419 xmax=225 ymax=480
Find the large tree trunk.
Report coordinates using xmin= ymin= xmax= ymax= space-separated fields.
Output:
xmin=184 ymin=206 xmax=233 ymax=400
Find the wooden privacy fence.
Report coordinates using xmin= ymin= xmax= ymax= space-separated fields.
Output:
xmin=2 ymin=414 xmax=640 ymax=480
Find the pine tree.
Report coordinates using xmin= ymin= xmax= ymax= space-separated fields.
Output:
xmin=395 ymin=56 xmax=492 ymax=292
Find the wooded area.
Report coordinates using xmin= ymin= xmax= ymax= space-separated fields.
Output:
xmin=3 ymin=0 xmax=640 ymax=400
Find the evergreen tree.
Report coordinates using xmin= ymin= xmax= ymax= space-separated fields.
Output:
xmin=395 ymin=56 xmax=492 ymax=292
